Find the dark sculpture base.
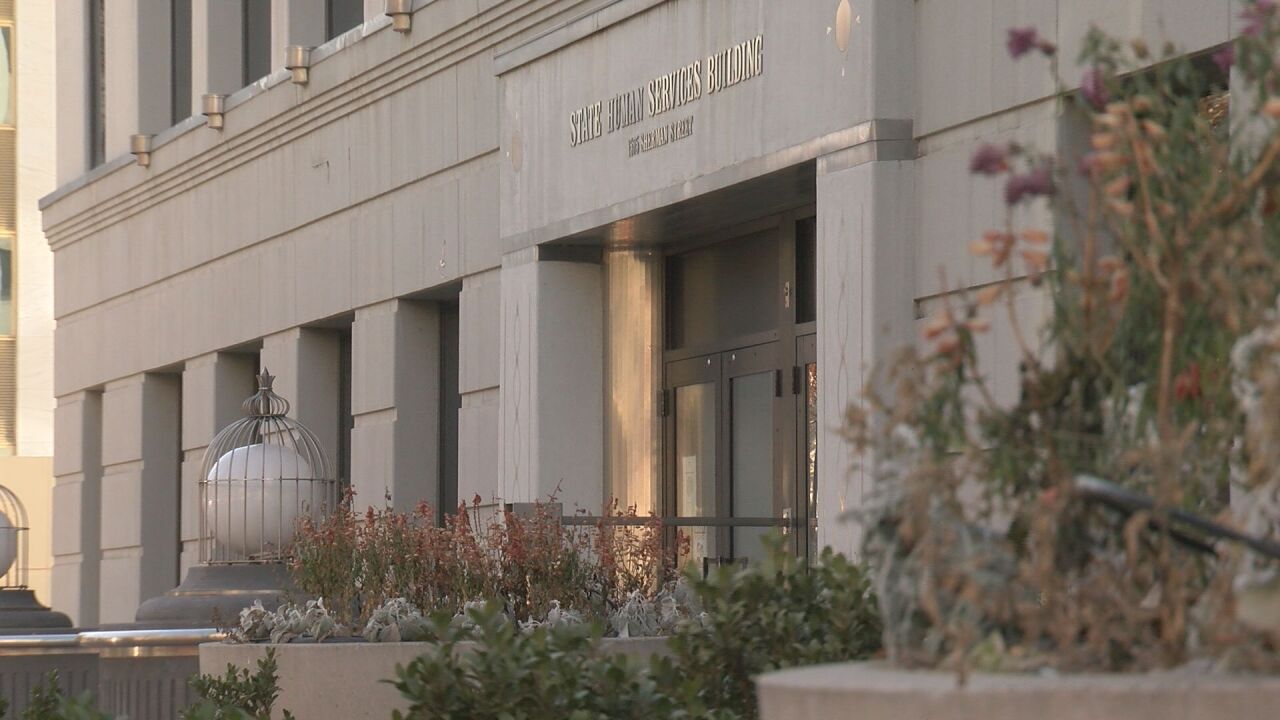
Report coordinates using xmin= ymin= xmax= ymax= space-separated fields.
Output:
xmin=134 ymin=564 xmax=295 ymax=627
xmin=0 ymin=588 xmax=73 ymax=629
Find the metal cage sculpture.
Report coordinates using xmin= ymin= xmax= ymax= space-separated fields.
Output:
xmin=199 ymin=370 xmax=336 ymax=564
xmin=0 ymin=484 xmax=28 ymax=589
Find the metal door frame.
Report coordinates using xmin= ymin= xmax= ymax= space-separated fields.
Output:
xmin=660 ymin=209 xmax=818 ymax=566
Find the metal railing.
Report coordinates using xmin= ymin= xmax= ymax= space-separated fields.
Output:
xmin=0 ymin=627 xmax=224 ymax=719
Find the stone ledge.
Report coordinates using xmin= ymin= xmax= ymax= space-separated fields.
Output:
xmin=201 ymin=636 xmax=670 ymax=720
xmin=757 ymin=662 xmax=1280 ymax=720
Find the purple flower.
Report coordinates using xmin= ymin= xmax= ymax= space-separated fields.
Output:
xmin=1006 ymin=27 xmax=1056 ymax=59
xmin=969 ymin=143 xmax=1011 ymax=175
xmin=1212 ymin=44 xmax=1235 ymax=76
xmin=1241 ymin=0 xmax=1277 ymax=37
xmin=1004 ymin=163 xmax=1055 ymax=205
xmin=1080 ymin=68 xmax=1110 ymax=110
xmin=1007 ymin=27 xmax=1039 ymax=58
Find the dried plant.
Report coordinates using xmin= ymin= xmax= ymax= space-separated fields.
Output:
xmin=290 ymin=494 xmax=684 ymax=630
xmin=851 ymin=2 xmax=1280 ymax=676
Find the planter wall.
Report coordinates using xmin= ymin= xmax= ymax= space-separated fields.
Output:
xmin=757 ymin=662 xmax=1280 ymax=720
xmin=200 ymin=637 xmax=671 ymax=720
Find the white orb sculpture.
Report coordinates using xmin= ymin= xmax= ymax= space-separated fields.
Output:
xmin=0 ymin=510 xmax=16 ymax=578
xmin=205 ymin=443 xmax=321 ymax=559
xmin=198 ymin=370 xmax=336 ymax=564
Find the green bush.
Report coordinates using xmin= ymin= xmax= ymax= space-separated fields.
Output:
xmin=182 ymin=648 xmax=294 ymax=720
xmin=19 ymin=672 xmax=111 ymax=720
xmin=658 ymin=535 xmax=882 ymax=719
xmin=391 ymin=604 xmax=690 ymax=720
xmin=392 ymin=537 xmax=881 ymax=720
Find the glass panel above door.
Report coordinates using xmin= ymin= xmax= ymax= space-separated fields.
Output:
xmin=665 ymin=231 xmax=779 ymax=351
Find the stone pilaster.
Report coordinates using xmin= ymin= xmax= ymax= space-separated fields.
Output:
xmin=815 ymin=145 xmax=915 ymax=559
xmin=179 ymin=353 xmax=257 ymax=573
xmin=260 ymin=327 xmax=344 ymax=480
xmin=51 ymin=391 xmax=102 ymax=626
xmin=499 ymin=250 xmax=604 ymax=513
xmin=99 ymin=373 xmax=181 ymax=623
xmin=350 ymin=299 xmax=439 ymax=512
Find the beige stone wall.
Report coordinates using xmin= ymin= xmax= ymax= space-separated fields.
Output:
xmin=0 ymin=456 xmax=53 ymax=604
xmin=6 ymin=0 xmax=58 ymax=610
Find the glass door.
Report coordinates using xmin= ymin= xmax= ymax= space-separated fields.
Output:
xmin=664 ymin=343 xmax=790 ymax=571
xmin=666 ymin=354 xmax=721 ymax=568
xmin=725 ymin=344 xmax=782 ymax=564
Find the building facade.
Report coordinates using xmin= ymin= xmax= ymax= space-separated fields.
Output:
xmin=0 ymin=0 xmax=57 ymax=608
xmin=41 ymin=0 xmax=1235 ymax=625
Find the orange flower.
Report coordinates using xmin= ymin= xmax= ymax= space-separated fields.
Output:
xmin=1103 ymin=176 xmax=1132 ymax=197
xmin=1021 ymin=248 xmax=1050 ymax=271
xmin=1097 ymin=255 xmax=1123 ymax=273
xmin=1141 ymin=119 xmax=1167 ymax=143
xmin=923 ymin=312 xmax=953 ymax=339
xmin=1109 ymin=268 xmax=1130 ymax=303
xmin=1108 ymin=199 xmax=1135 ymax=218
xmin=975 ymin=285 xmax=1003 ymax=306
xmin=970 ymin=238 xmax=995 ymax=256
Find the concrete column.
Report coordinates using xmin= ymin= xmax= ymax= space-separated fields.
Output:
xmin=815 ymin=152 xmax=915 ymax=559
xmin=51 ymin=391 xmax=102 ymax=626
xmin=363 ymin=0 xmax=384 ymax=23
xmin=191 ymin=0 xmax=244 ymax=107
xmin=350 ymin=299 xmax=439 ymax=512
xmin=99 ymin=374 xmax=181 ymax=623
xmin=261 ymin=327 xmax=342 ymax=479
xmin=271 ymin=0 xmax=326 ymax=71
xmin=499 ymin=251 xmax=604 ymax=513
xmin=53 ymin=0 xmax=88 ymax=182
xmin=179 ymin=353 xmax=257 ymax=573
xmin=104 ymin=0 xmax=174 ymax=158
xmin=458 ymin=270 xmax=500 ymax=511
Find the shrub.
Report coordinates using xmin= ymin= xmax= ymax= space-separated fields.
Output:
xmin=390 ymin=603 xmax=692 ymax=720
xmin=658 ymin=534 xmax=882 ymax=719
xmin=182 ymin=647 xmax=294 ymax=720
xmin=19 ymin=672 xmax=110 ymax=720
xmin=851 ymin=0 xmax=1280 ymax=675
xmin=392 ymin=537 xmax=881 ymax=720
xmin=290 ymin=495 xmax=682 ymax=630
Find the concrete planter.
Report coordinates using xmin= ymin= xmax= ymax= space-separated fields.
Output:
xmin=757 ymin=662 xmax=1280 ymax=720
xmin=200 ymin=636 xmax=671 ymax=719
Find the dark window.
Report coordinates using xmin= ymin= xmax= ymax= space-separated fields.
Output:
xmin=666 ymin=231 xmax=780 ymax=351
xmin=325 ymin=0 xmax=363 ymax=40
xmin=242 ymin=0 xmax=271 ymax=85
xmin=339 ymin=331 xmax=353 ymax=486
xmin=795 ymin=217 xmax=816 ymax=325
xmin=89 ymin=0 xmax=106 ymax=167
xmin=438 ymin=304 xmax=461 ymax=522
xmin=170 ymin=0 xmax=192 ymax=124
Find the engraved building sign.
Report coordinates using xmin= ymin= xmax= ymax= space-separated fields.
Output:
xmin=569 ymin=34 xmax=765 ymax=156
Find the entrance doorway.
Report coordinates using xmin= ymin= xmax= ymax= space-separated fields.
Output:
xmin=662 ymin=213 xmax=817 ymax=567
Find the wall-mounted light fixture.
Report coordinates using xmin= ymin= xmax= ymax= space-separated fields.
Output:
xmin=386 ymin=0 xmax=413 ymax=33
xmin=285 ymin=45 xmax=313 ymax=85
xmin=130 ymin=134 xmax=153 ymax=167
xmin=202 ymin=93 xmax=227 ymax=130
